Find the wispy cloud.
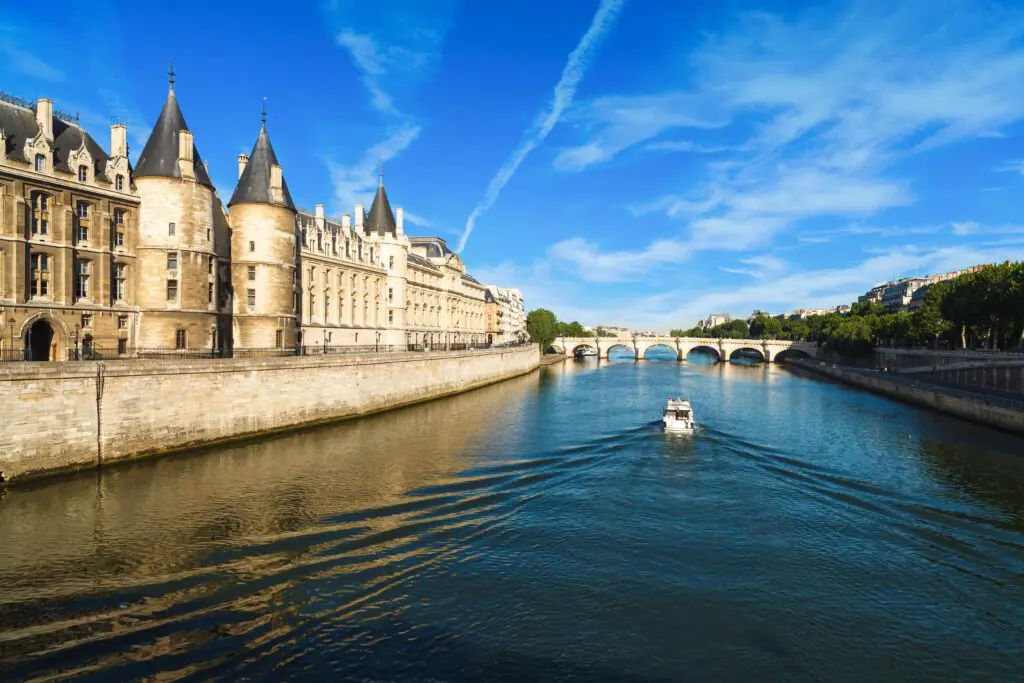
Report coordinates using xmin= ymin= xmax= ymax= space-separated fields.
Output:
xmin=997 ymin=159 xmax=1024 ymax=175
xmin=952 ymin=220 xmax=980 ymax=236
xmin=328 ymin=123 xmax=420 ymax=212
xmin=719 ymin=254 xmax=788 ymax=279
xmin=548 ymin=235 xmax=690 ymax=283
xmin=458 ymin=0 xmax=628 ymax=251
xmin=0 ymin=39 xmax=64 ymax=81
xmin=401 ymin=210 xmax=434 ymax=228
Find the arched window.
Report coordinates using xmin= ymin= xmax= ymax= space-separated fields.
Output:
xmin=249 ymin=240 xmax=255 ymax=253
xmin=78 ymin=165 xmax=88 ymax=182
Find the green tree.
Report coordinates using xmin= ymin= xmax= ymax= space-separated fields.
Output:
xmin=526 ymin=308 xmax=558 ymax=353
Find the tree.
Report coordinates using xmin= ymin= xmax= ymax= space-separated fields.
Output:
xmin=526 ymin=308 xmax=558 ymax=353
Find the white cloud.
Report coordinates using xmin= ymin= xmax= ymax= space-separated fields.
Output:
xmin=401 ymin=210 xmax=434 ymax=228
xmin=997 ymin=159 xmax=1024 ymax=175
xmin=548 ymin=236 xmax=691 ymax=283
xmin=458 ymin=0 xmax=627 ymax=251
xmin=329 ymin=123 xmax=420 ymax=211
xmin=952 ymin=220 xmax=980 ymax=236
xmin=0 ymin=40 xmax=64 ymax=81
xmin=720 ymin=254 xmax=787 ymax=279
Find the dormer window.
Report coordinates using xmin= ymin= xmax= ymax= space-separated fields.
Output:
xmin=116 ymin=174 xmax=124 ymax=191
xmin=78 ymin=165 xmax=88 ymax=182
xmin=34 ymin=154 xmax=45 ymax=172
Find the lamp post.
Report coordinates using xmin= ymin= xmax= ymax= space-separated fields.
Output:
xmin=7 ymin=317 xmax=14 ymax=361
xmin=210 ymin=323 xmax=218 ymax=358
xmin=73 ymin=323 xmax=81 ymax=361
xmin=375 ymin=330 xmax=381 ymax=353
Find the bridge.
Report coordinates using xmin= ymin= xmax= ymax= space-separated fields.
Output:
xmin=552 ymin=336 xmax=819 ymax=363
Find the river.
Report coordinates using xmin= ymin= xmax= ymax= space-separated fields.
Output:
xmin=1 ymin=352 xmax=1023 ymax=681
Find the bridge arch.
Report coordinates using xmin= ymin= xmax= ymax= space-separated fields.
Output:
xmin=685 ymin=345 xmax=722 ymax=364
xmin=571 ymin=343 xmax=598 ymax=357
xmin=773 ymin=348 xmax=813 ymax=363
xmin=728 ymin=347 xmax=766 ymax=364
xmin=605 ymin=343 xmax=635 ymax=360
xmin=642 ymin=343 xmax=679 ymax=361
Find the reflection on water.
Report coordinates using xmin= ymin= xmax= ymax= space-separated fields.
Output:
xmin=2 ymin=359 xmax=1024 ymax=681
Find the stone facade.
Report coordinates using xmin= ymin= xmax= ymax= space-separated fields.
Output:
xmin=485 ymin=284 xmax=525 ymax=344
xmin=0 ymin=81 xmax=507 ymax=361
xmin=0 ymin=94 xmax=140 ymax=361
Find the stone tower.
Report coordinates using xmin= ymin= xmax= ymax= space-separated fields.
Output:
xmin=228 ymin=111 xmax=297 ymax=350
xmin=363 ymin=168 xmax=408 ymax=347
xmin=133 ymin=71 xmax=220 ymax=351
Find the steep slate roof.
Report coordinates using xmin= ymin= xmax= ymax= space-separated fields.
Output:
xmin=134 ymin=85 xmax=213 ymax=187
xmin=407 ymin=252 xmax=439 ymax=270
xmin=364 ymin=181 xmax=396 ymax=237
xmin=0 ymin=100 xmax=116 ymax=180
xmin=228 ymin=124 xmax=295 ymax=211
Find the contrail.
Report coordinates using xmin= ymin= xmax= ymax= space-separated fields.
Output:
xmin=457 ymin=0 xmax=627 ymax=252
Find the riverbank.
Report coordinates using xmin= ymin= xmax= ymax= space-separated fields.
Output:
xmin=788 ymin=359 xmax=1024 ymax=435
xmin=539 ymin=353 xmax=567 ymax=366
xmin=0 ymin=345 xmax=539 ymax=485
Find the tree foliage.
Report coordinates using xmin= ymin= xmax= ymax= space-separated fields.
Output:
xmin=526 ymin=308 xmax=558 ymax=352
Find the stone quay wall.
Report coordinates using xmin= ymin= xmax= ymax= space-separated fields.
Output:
xmin=0 ymin=345 xmax=539 ymax=483
xmin=790 ymin=360 xmax=1024 ymax=436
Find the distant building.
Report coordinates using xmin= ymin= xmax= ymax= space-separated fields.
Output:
xmin=484 ymin=285 xmax=526 ymax=344
xmin=748 ymin=309 xmax=770 ymax=321
xmin=835 ymin=304 xmax=851 ymax=315
xmin=858 ymin=284 xmax=887 ymax=304
xmin=702 ymin=313 xmax=732 ymax=329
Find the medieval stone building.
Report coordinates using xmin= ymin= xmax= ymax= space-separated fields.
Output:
xmin=0 ymin=75 xmax=495 ymax=360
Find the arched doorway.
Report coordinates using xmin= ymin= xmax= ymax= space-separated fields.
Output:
xmin=26 ymin=319 xmax=54 ymax=361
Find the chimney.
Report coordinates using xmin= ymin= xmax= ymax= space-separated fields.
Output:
xmin=355 ymin=203 xmax=364 ymax=230
xmin=237 ymin=153 xmax=248 ymax=179
xmin=178 ymin=130 xmax=194 ymax=162
xmin=110 ymin=123 xmax=127 ymax=158
xmin=35 ymin=98 xmax=53 ymax=141
xmin=0 ymin=129 xmax=6 ymax=162
xmin=341 ymin=213 xmax=351 ymax=230
xmin=396 ymin=207 xmax=404 ymax=236
xmin=315 ymin=203 xmax=324 ymax=219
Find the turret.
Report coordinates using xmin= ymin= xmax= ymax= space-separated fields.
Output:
xmin=133 ymin=67 xmax=220 ymax=351
xmin=228 ymin=106 xmax=298 ymax=351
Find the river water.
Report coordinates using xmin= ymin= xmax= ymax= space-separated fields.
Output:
xmin=2 ymin=353 xmax=1023 ymax=682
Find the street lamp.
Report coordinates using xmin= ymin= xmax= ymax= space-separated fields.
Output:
xmin=210 ymin=323 xmax=218 ymax=357
xmin=72 ymin=323 xmax=81 ymax=361
xmin=6 ymin=317 xmax=14 ymax=360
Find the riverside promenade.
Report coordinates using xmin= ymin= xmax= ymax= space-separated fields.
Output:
xmin=0 ymin=345 xmax=539 ymax=484
xmin=790 ymin=359 xmax=1024 ymax=435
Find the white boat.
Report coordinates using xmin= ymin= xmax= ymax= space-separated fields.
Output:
xmin=577 ymin=347 xmax=598 ymax=357
xmin=663 ymin=397 xmax=695 ymax=433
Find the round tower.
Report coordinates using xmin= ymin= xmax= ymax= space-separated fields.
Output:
xmin=134 ymin=71 xmax=219 ymax=351
xmin=228 ymin=112 xmax=298 ymax=351
xmin=363 ymin=168 xmax=408 ymax=348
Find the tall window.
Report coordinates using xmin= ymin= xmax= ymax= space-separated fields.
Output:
xmin=118 ymin=339 xmax=127 ymax=355
xmin=78 ymin=165 xmax=88 ymax=182
xmin=167 ymin=252 xmax=178 ymax=270
xmin=30 ymin=192 xmax=49 ymax=235
xmin=175 ymin=329 xmax=187 ymax=349
xmin=115 ymin=174 xmax=124 ymax=191
xmin=249 ymin=241 xmax=255 ymax=253
xmin=31 ymin=253 xmax=49 ymax=296
xmin=388 ymin=287 xmax=393 ymax=303
xmin=275 ymin=330 xmax=283 ymax=348
xmin=389 ymin=256 xmax=394 ymax=270
xmin=34 ymin=154 xmax=45 ymax=172
xmin=76 ymin=202 xmax=90 ymax=242
xmin=114 ymin=264 xmax=126 ymax=301
xmin=247 ymin=265 xmax=256 ymax=281
xmin=168 ymin=222 xmax=176 ymax=236
xmin=206 ymin=227 xmax=211 ymax=242
xmin=74 ymin=260 xmax=90 ymax=300
xmin=208 ymin=282 xmax=214 ymax=303
xmin=77 ymin=201 xmax=89 ymax=218
xmin=113 ymin=209 xmax=125 ymax=247
xmin=208 ymin=257 xmax=214 ymax=275
xmin=167 ymin=279 xmax=178 ymax=302
xmin=247 ymin=288 xmax=256 ymax=307
xmin=389 ymin=310 xmax=394 ymax=324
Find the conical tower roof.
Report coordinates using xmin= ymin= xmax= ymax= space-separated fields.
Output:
xmin=228 ymin=120 xmax=295 ymax=212
xmin=364 ymin=171 xmax=396 ymax=237
xmin=134 ymin=77 xmax=213 ymax=187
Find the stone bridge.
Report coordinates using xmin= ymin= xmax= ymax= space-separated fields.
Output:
xmin=552 ymin=336 xmax=819 ymax=363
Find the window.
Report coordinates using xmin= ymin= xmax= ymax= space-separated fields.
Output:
xmin=74 ymin=260 xmax=90 ymax=300
xmin=167 ymin=279 xmax=178 ymax=302
xmin=249 ymin=241 xmax=255 ymax=253
xmin=117 ymin=338 xmax=127 ymax=355
xmin=175 ymin=329 xmax=187 ymax=350
xmin=77 ymin=223 xmax=88 ymax=243
xmin=168 ymin=222 xmax=176 ymax=236
xmin=77 ymin=201 xmax=89 ymax=218
xmin=35 ymin=154 xmax=45 ymax=172
xmin=389 ymin=256 xmax=394 ymax=270
xmin=388 ymin=310 xmax=394 ymax=324
xmin=208 ymin=282 xmax=214 ymax=303
xmin=81 ymin=313 xmax=92 ymax=329
xmin=167 ymin=252 xmax=178 ymax=270
xmin=30 ymin=192 xmax=49 ymax=235
xmin=247 ymin=288 xmax=256 ymax=307
xmin=388 ymin=287 xmax=393 ymax=303
xmin=247 ymin=265 xmax=256 ymax=281
xmin=206 ymin=227 xmax=211 ymax=242
xmin=116 ymin=174 xmax=124 ymax=191
xmin=370 ymin=248 xmax=374 ymax=263
xmin=78 ymin=165 xmax=88 ymax=182
xmin=118 ymin=315 xmax=128 ymax=329
xmin=114 ymin=264 xmax=126 ymax=301
xmin=275 ymin=330 xmax=283 ymax=348
xmin=30 ymin=253 xmax=49 ymax=296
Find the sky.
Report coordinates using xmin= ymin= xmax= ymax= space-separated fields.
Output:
xmin=3 ymin=0 xmax=1024 ymax=330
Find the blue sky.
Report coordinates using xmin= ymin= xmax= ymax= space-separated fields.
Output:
xmin=4 ymin=0 xmax=1024 ymax=329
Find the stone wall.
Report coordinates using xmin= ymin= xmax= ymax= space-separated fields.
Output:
xmin=790 ymin=360 xmax=1024 ymax=436
xmin=0 ymin=345 xmax=539 ymax=483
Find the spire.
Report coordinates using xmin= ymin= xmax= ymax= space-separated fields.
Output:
xmin=168 ymin=62 xmax=175 ymax=92
xmin=229 ymin=124 xmax=295 ymax=212
xmin=364 ymin=169 xmax=396 ymax=237
xmin=135 ymin=73 xmax=213 ymax=187
xmin=261 ymin=97 xmax=266 ymax=128
xmin=379 ymin=160 xmax=383 ymax=188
